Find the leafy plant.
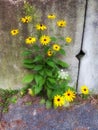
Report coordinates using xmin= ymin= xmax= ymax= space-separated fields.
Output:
xmin=11 ymin=1 xmax=75 ymax=108
xmin=0 ymin=89 xmax=18 ymax=113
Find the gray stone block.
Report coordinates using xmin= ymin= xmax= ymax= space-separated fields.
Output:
xmin=78 ymin=0 xmax=98 ymax=93
xmin=0 ymin=0 xmax=86 ymax=89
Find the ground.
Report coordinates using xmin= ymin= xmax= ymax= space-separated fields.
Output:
xmin=0 ymin=95 xmax=98 ymax=130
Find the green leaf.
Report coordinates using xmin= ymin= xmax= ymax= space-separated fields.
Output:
xmin=46 ymin=81 xmax=58 ymax=90
xmin=35 ymin=75 xmax=44 ymax=85
xmin=39 ymin=70 xmax=45 ymax=76
xmin=40 ymin=98 xmax=46 ymax=105
xmin=23 ymin=59 xmax=34 ymax=64
xmin=22 ymin=74 xmax=34 ymax=83
xmin=10 ymin=97 xmax=17 ymax=104
xmin=47 ymin=60 xmax=55 ymax=68
xmin=22 ymin=50 xmax=32 ymax=56
xmin=45 ymin=70 xmax=53 ymax=77
xmin=33 ymin=55 xmax=43 ymax=62
xmin=33 ymin=65 xmax=43 ymax=71
xmin=33 ymin=45 xmax=40 ymax=51
xmin=57 ymin=60 xmax=69 ymax=68
xmin=46 ymin=100 xmax=52 ymax=109
xmin=50 ymin=37 xmax=57 ymax=42
xmin=59 ymin=82 xmax=68 ymax=90
xmin=23 ymin=64 xmax=34 ymax=69
xmin=34 ymin=84 xmax=43 ymax=95
xmin=52 ymin=90 xmax=63 ymax=97
xmin=48 ymin=78 xmax=56 ymax=84
xmin=47 ymin=89 xmax=52 ymax=100
xmin=59 ymin=49 xmax=66 ymax=55
xmin=46 ymin=81 xmax=52 ymax=89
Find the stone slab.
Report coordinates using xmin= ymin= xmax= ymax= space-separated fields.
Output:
xmin=0 ymin=95 xmax=98 ymax=130
xmin=78 ymin=0 xmax=98 ymax=93
xmin=0 ymin=0 xmax=86 ymax=89
xmin=0 ymin=0 xmax=26 ymax=89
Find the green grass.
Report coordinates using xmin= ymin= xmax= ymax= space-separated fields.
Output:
xmin=0 ymin=88 xmax=19 ymax=113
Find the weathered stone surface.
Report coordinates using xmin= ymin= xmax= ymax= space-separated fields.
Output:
xmin=0 ymin=95 xmax=98 ymax=130
xmin=0 ymin=0 xmax=86 ymax=89
xmin=78 ymin=0 xmax=98 ymax=93
xmin=31 ymin=0 xmax=86 ymax=88
xmin=0 ymin=0 xmax=26 ymax=89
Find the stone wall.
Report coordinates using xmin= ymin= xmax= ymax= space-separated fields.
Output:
xmin=0 ymin=0 xmax=98 ymax=93
xmin=78 ymin=0 xmax=98 ymax=94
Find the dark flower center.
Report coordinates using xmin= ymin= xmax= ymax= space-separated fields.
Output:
xmin=40 ymin=24 xmax=43 ymax=27
xmin=25 ymin=19 xmax=28 ymax=22
xmin=67 ymin=93 xmax=70 ymax=96
xmin=84 ymin=89 xmax=86 ymax=91
xmin=29 ymin=38 xmax=31 ymax=40
xmin=57 ymin=98 xmax=60 ymax=101
xmin=44 ymin=39 xmax=46 ymax=41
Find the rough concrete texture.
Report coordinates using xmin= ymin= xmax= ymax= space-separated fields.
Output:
xmin=0 ymin=0 xmax=27 ymax=89
xmin=0 ymin=0 xmax=86 ymax=89
xmin=0 ymin=95 xmax=98 ymax=130
xmin=78 ymin=0 xmax=98 ymax=93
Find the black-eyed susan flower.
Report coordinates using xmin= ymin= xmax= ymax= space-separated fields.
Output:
xmin=54 ymin=95 xmax=65 ymax=107
xmin=47 ymin=50 xmax=53 ymax=56
xmin=36 ymin=24 xmax=47 ymax=30
xmin=65 ymin=37 xmax=72 ymax=43
xmin=10 ymin=29 xmax=19 ymax=36
xmin=40 ymin=35 xmax=51 ymax=45
xmin=47 ymin=14 xmax=56 ymax=19
xmin=53 ymin=44 xmax=60 ymax=51
xmin=80 ymin=85 xmax=89 ymax=94
xmin=57 ymin=20 xmax=67 ymax=27
xmin=63 ymin=89 xmax=76 ymax=102
xmin=21 ymin=16 xmax=32 ymax=23
xmin=25 ymin=37 xmax=36 ymax=44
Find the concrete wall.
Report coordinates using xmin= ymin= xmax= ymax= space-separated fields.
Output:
xmin=0 ymin=0 xmax=98 ymax=93
xmin=78 ymin=0 xmax=98 ymax=94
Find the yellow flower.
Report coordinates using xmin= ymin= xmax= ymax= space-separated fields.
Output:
xmin=47 ymin=50 xmax=53 ymax=56
xmin=57 ymin=20 xmax=67 ymax=27
xmin=10 ymin=29 xmax=19 ymax=36
xmin=28 ymin=89 xmax=34 ymax=96
xmin=53 ymin=44 xmax=60 ymax=51
xmin=25 ymin=37 xmax=36 ymax=44
xmin=40 ymin=35 xmax=51 ymax=45
xmin=65 ymin=37 xmax=72 ymax=43
xmin=21 ymin=16 xmax=32 ymax=23
xmin=54 ymin=95 xmax=65 ymax=107
xmin=36 ymin=24 xmax=47 ymax=30
xmin=63 ymin=89 xmax=76 ymax=102
xmin=47 ymin=14 xmax=56 ymax=19
xmin=80 ymin=85 xmax=89 ymax=94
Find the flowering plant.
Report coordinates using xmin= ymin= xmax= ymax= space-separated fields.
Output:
xmin=10 ymin=1 xmax=76 ymax=108
xmin=80 ymin=85 xmax=90 ymax=99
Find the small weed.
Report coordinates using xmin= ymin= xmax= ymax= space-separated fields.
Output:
xmin=0 ymin=88 xmax=19 ymax=112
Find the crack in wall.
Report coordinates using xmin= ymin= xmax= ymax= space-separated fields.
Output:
xmin=76 ymin=0 xmax=88 ymax=91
